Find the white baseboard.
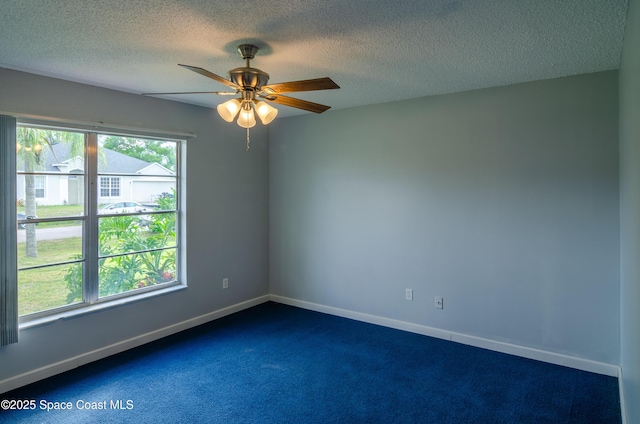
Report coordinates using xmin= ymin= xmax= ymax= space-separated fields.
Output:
xmin=0 ymin=295 xmax=270 ymax=395
xmin=269 ymin=295 xmax=620 ymax=377
xmin=1 ymin=291 xmax=623 ymax=421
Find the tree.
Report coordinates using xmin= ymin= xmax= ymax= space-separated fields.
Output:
xmin=17 ymin=128 xmax=49 ymax=257
xmin=101 ymin=136 xmax=176 ymax=171
xmin=17 ymin=128 xmax=84 ymax=257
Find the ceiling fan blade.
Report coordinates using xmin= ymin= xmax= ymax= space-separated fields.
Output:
xmin=142 ymin=91 xmax=238 ymax=96
xmin=178 ymin=64 xmax=241 ymax=90
xmin=261 ymin=77 xmax=340 ymax=94
xmin=264 ymin=94 xmax=331 ymax=114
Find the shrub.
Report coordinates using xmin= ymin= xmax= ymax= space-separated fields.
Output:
xmin=64 ymin=212 xmax=176 ymax=302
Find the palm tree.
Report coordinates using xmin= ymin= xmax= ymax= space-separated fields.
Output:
xmin=17 ymin=128 xmax=47 ymax=257
xmin=17 ymin=127 xmax=84 ymax=257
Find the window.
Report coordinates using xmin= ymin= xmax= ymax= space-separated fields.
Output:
xmin=100 ymin=176 xmax=120 ymax=197
xmin=15 ymin=124 xmax=183 ymax=319
xmin=34 ymin=176 xmax=46 ymax=198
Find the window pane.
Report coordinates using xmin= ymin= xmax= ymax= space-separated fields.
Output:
xmin=110 ymin=177 xmax=120 ymax=196
xmin=17 ymin=196 xmax=85 ymax=221
xmin=100 ymin=177 xmax=110 ymax=197
xmin=15 ymin=125 xmax=181 ymax=321
xmin=18 ymin=263 xmax=83 ymax=316
xmin=17 ymin=220 xmax=83 ymax=269
xmin=97 ymin=135 xmax=177 ymax=216
xmin=98 ymin=135 xmax=177 ymax=173
xmin=98 ymin=248 xmax=176 ymax=298
xmin=17 ymin=127 xmax=86 ymax=317
xmin=16 ymin=128 xmax=85 ymax=214
xmin=34 ymin=176 xmax=46 ymax=198
xmin=99 ymin=212 xmax=176 ymax=256
xmin=154 ymin=189 xmax=177 ymax=211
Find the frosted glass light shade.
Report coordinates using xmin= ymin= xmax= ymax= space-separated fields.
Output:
xmin=255 ymin=101 xmax=278 ymax=125
xmin=217 ymin=99 xmax=241 ymax=122
xmin=237 ymin=107 xmax=256 ymax=128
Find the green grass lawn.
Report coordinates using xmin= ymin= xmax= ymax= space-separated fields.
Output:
xmin=17 ymin=234 xmax=177 ymax=316
xmin=18 ymin=236 xmax=82 ymax=268
xmin=17 ymin=204 xmax=84 ymax=218
xmin=18 ymin=237 xmax=82 ymax=316
xmin=18 ymin=265 xmax=81 ymax=316
xmin=18 ymin=204 xmax=84 ymax=229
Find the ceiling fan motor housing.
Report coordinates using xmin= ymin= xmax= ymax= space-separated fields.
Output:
xmin=228 ymin=67 xmax=270 ymax=91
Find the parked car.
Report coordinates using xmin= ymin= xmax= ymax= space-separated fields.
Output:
xmin=99 ymin=202 xmax=153 ymax=227
xmin=99 ymin=202 xmax=151 ymax=214
xmin=17 ymin=213 xmax=37 ymax=230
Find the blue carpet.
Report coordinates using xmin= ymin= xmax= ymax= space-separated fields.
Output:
xmin=1 ymin=302 xmax=620 ymax=423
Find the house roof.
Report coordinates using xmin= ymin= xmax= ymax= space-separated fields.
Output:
xmin=99 ymin=146 xmax=155 ymax=174
xmin=0 ymin=1 xmax=629 ymax=118
xmin=18 ymin=143 xmax=156 ymax=174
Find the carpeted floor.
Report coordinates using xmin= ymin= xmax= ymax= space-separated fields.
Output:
xmin=0 ymin=302 xmax=621 ymax=423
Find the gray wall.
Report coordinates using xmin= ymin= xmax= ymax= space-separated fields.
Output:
xmin=270 ymin=71 xmax=620 ymax=364
xmin=0 ymin=68 xmax=269 ymax=382
xmin=620 ymin=0 xmax=640 ymax=420
xmin=0 ymin=62 xmax=626 ymax=402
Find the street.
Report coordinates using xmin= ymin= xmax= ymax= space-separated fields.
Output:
xmin=17 ymin=225 xmax=82 ymax=243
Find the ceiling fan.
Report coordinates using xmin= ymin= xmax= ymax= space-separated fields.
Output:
xmin=143 ymin=44 xmax=339 ymax=148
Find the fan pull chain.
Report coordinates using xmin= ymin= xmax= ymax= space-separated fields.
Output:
xmin=246 ymin=128 xmax=251 ymax=151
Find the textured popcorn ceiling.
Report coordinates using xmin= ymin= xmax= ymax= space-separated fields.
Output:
xmin=0 ymin=0 xmax=629 ymax=117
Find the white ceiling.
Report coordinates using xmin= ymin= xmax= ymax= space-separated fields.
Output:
xmin=0 ymin=0 xmax=629 ymax=118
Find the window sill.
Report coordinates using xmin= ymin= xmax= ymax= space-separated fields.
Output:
xmin=19 ymin=283 xmax=187 ymax=330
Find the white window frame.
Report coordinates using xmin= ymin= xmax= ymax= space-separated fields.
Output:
xmin=99 ymin=176 xmax=120 ymax=198
xmin=34 ymin=175 xmax=46 ymax=198
xmin=12 ymin=122 xmax=187 ymax=326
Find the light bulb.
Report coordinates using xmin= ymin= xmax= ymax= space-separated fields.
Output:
xmin=217 ymin=99 xmax=241 ymax=122
xmin=255 ymin=101 xmax=278 ymax=125
xmin=237 ymin=107 xmax=256 ymax=128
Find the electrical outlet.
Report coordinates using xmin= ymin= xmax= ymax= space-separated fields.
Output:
xmin=222 ymin=278 xmax=229 ymax=289
xmin=405 ymin=289 xmax=413 ymax=301
xmin=435 ymin=296 xmax=443 ymax=309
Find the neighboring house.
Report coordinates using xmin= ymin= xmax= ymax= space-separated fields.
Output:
xmin=17 ymin=143 xmax=175 ymax=206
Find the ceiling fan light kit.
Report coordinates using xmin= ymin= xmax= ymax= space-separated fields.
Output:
xmin=142 ymin=44 xmax=339 ymax=151
xmin=237 ymin=105 xmax=256 ymax=129
xmin=255 ymin=101 xmax=278 ymax=125
xmin=217 ymin=98 xmax=242 ymax=122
